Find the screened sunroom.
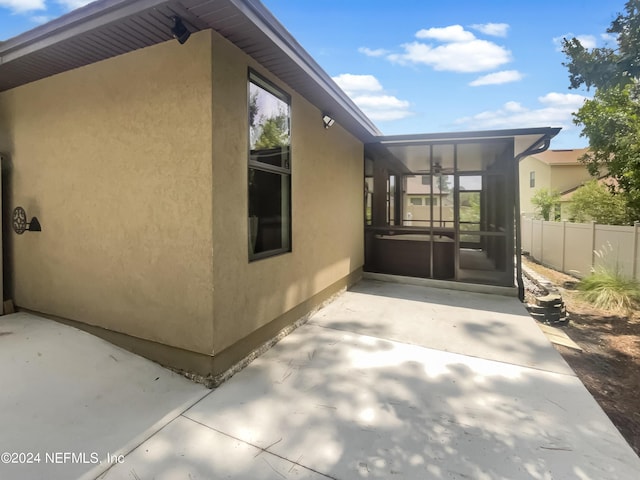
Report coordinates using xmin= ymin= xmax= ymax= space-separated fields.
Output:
xmin=364 ymin=128 xmax=560 ymax=289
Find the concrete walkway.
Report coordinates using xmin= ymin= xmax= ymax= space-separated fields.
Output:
xmin=0 ymin=312 xmax=208 ymax=480
xmin=102 ymin=279 xmax=639 ymax=480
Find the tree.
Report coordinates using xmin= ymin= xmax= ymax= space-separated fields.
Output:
xmin=254 ymin=113 xmax=289 ymax=149
xmin=568 ymin=180 xmax=631 ymax=225
xmin=531 ymin=188 xmax=560 ymax=221
xmin=563 ymin=0 xmax=640 ymax=90
xmin=571 ymin=84 xmax=640 ymax=220
xmin=562 ymin=0 xmax=640 ymax=222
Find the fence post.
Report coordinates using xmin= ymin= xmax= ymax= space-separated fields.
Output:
xmin=561 ymin=220 xmax=567 ymax=272
xmin=591 ymin=221 xmax=597 ymax=270
xmin=540 ymin=220 xmax=544 ymax=264
xmin=530 ymin=217 xmax=534 ymax=256
xmin=633 ymin=221 xmax=639 ymax=280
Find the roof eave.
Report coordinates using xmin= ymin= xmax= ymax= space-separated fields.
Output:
xmin=230 ymin=0 xmax=381 ymax=139
xmin=0 ymin=0 xmax=170 ymax=61
xmin=375 ymin=127 xmax=561 ymax=145
xmin=0 ymin=0 xmax=381 ymax=142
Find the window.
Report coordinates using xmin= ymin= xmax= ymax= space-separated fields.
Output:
xmin=409 ymin=197 xmax=423 ymax=206
xmin=365 ymin=177 xmax=374 ymax=225
xmin=248 ymin=71 xmax=291 ymax=260
xmin=387 ymin=174 xmax=396 ymax=224
xmin=529 ymin=171 xmax=535 ymax=188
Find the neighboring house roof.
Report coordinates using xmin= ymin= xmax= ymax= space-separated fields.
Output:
xmin=0 ymin=0 xmax=381 ymax=142
xmin=560 ymin=176 xmax=618 ymax=201
xmin=529 ymin=147 xmax=589 ymax=166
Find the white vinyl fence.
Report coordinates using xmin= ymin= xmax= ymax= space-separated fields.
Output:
xmin=522 ymin=217 xmax=640 ymax=279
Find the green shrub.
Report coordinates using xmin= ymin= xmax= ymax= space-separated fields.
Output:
xmin=577 ymin=267 xmax=640 ymax=316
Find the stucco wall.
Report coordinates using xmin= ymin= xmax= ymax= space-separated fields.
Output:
xmin=209 ymin=32 xmax=364 ymax=354
xmin=0 ymin=100 xmax=7 ymax=304
xmin=0 ymin=101 xmax=8 ymax=152
xmin=519 ymin=156 xmax=550 ymax=216
xmin=0 ymin=31 xmax=215 ymax=354
xmin=519 ymin=157 xmax=592 ymax=217
xmin=549 ymin=165 xmax=593 ymax=193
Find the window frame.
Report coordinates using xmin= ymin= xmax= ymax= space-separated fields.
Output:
xmin=247 ymin=69 xmax=292 ymax=262
xmin=529 ymin=171 xmax=535 ymax=188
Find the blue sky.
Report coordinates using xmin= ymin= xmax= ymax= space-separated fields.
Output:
xmin=0 ymin=0 xmax=626 ymax=148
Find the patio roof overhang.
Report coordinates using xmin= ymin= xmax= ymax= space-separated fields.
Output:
xmin=365 ymin=127 xmax=562 ymax=174
xmin=0 ymin=0 xmax=381 ymax=142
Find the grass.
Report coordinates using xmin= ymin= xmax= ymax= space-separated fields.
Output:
xmin=577 ymin=268 xmax=640 ymax=316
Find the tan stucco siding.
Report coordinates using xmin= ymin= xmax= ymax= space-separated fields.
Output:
xmin=0 ymin=31 xmax=215 ymax=354
xmin=549 ymin=165 xmax=593 ymax=193
xmin=210 ymin=32 xmax=364 ymax=354
xmin=519 ymin=156 xmax=551 ymax=216
xmin=519 ymin=157 xmax=593 ymax=217
xmin=0 ymin=99 xmax=8 ymax=152
xmin=0 ymin=100 xmax=7 ymax=304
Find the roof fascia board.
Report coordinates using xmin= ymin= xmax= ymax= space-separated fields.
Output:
xmin=377 ymin=127 xmax=561 ymax=145
xmin=230 ymin=0 xmax=381 ymax=137
xmin=0 ymin=0 xmax=170 ymax=64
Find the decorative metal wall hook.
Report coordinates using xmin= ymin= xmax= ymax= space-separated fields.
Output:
xmin=12 ymin=207 xmax=41 ymax=234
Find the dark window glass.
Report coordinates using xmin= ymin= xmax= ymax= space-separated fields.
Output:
xmin=248 ymin=169 xmax=290 ymax=255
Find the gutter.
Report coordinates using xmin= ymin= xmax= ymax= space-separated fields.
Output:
xmin=514 ymin=134 xmax=555 ymax=301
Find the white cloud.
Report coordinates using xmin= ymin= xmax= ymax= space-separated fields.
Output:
xmin=30 ymin=14 xmax=52 ymax=24
xmin=469 ymin=70 xmax=523 ymax=86
xmin=470 ymin=23 xmax=510 ymax=37
xmin=332 ymin=73 xmax=383 ymax=96
xmin=415 ymin=25 xmax=475 ymax=43
xmin=553 ymin=33 xmax=597 ymax=51
xmin=387 ymin=24 xmax=512 ymax=73
xmin=389 ymin=39 xmax=511 ymax=72
xmin=538 ymin=92 xmax=587 ymax=106
xmin=601 ymin=32 xmax=617 ymax=46
xmin=503 ymin=101 xmax=527 ymax=113
xmin=351 ymin=95 xmax=412 ymax=121
xmin=576 ymin=35 xmax=597 ymax=49
xmin=0 ymin=0 xmax=45 ymax=13
xmin=358 ymin=47 xmax=389 ymax=57
xmin=0 ymin=0 xmax=93 ymax=15
xmin=56 ymin=0 xmax=94 ymax=10
xmin=455 ymin=92 xmax=588 ymax=130
xmin=332 ymin=73 xmax=412 ymax=122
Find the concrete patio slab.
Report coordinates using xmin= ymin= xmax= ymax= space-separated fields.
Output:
xmin=6 ymin=280 xmax=640 ymax=480
xmin=103 ymin=279 xmax=640 ymax=479
xmin=97 ymin=415 xmax=328 ymax=479
xmin=180 ymin=324 xmax=639 ymax=479
xmin=310 ymin=280 xmax=574 ymax=375
xmin=0 ymin=312 xmax=208 ymax=480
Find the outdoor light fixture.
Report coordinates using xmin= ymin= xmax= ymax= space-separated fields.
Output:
xmin=12 ymin=206 xmax=41 ymax=234
xmin=171 ymin=16 xmax=191 ymax=44
xmin=322 ymin=114 xmax=335 ymax=129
